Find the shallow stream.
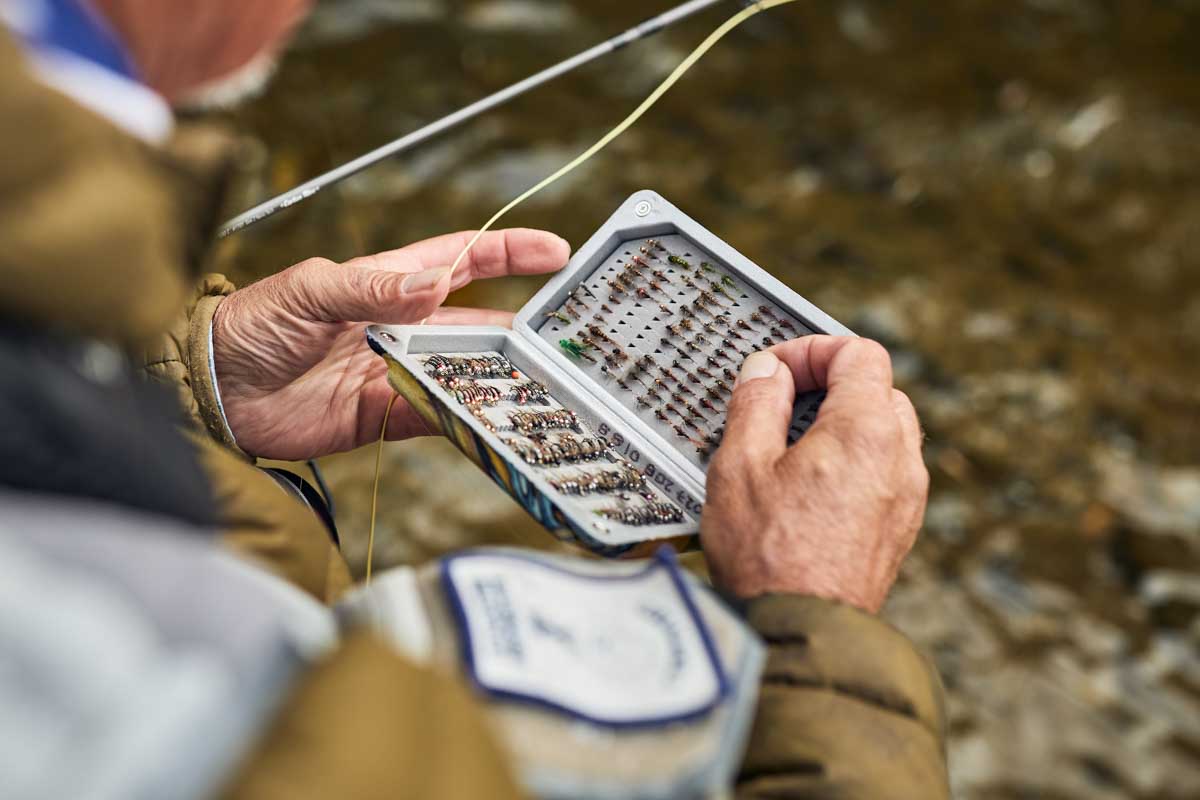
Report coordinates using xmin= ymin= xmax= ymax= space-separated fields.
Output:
xmin=215 ymin=2 xmax=1200 ymax=796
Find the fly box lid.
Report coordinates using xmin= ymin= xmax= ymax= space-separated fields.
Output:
xmin=367 ymin=190 xmax=854 ymax=557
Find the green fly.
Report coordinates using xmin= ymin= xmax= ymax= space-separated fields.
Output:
xmin=559 ymin=338 xmax=597 ymax=362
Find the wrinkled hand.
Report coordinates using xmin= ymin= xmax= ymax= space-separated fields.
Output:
xmin=701 ymin=336 xmax=928 ymax=613
xmin=212 ymin=229 xmax=570 ymax=460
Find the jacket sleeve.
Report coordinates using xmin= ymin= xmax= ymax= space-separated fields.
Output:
xmin=736 ymin=594 xmax=949 ymax=799
xmin=140 ymin=275 xmax=352 ymax=603
xmin=219 ymin=629 xmax=526 ymax=800
xmin=140 ymin=272 xmax=244 ymax=456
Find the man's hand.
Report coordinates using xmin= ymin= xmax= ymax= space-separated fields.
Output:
xmin=212 ymin=229 xmax=570 ymax=460
xmin=701 ymin=336 xmax=928 ymax=613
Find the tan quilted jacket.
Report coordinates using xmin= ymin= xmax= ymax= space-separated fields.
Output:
xmin=0 ymin=28 xmax=948 ymax=799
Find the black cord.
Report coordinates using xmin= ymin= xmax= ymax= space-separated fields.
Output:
xmin=306 ymin=458 xmax=336 ymax=519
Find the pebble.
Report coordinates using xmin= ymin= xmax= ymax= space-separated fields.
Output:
xmin=851 ymin=298 xmax=913 ymax=344
xmin=1058 ymin=95 xmax=1122 ymax=150
xmin=462 ymin=1 xmax=578 ymax=33
xmin=1140 ymin=570 xmax=1200 ymax=629
xmin=1096 ymin=447 xmax=1200 ymax=541
xmin=923 ymin=493 xmax=973 ymax=542
xmin=962 ymin=311 xmax=1015 ymax=340
xmin=449 ymin=145 xmax=596 ymax=203
xmin=303 ymin=0 xmax=444 ymax=43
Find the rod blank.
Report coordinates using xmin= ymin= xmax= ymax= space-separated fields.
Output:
xmin=219 ymin=0 xmax=730 ymax=238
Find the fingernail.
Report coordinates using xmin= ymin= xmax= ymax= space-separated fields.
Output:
xmin=735 ymin=351 xmax=780 ymax=387
xmin=401 ymin=267 xmax=449 ymax=293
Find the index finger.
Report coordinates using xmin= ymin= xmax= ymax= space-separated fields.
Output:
xmin=425 ymin=306 xmax=516 ymax=327
xmin=769 ymin=336 xmax=894 ymax=417
xmin=344 ymin=229 xmax=570 ymax=291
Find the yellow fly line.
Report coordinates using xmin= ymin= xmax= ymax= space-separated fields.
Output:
xmin=366 ymin=392 xmax=400 ymax=584
xmin=445 ymin=0 xmax=799 ymax=283
xmin=368 ymin=0 xmax=799 ymax=583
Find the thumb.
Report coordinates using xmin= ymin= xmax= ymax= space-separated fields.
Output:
xmin=293 ymin=259 xmax=452 ymax=323
xmin=718 ymin=350 xmax=796 ymax=467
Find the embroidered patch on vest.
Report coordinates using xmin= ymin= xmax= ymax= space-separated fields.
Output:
xmin=441 ymin=548 xmax=728 ymax=727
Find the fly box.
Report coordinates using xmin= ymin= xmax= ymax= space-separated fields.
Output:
xmin=366 ymin=190 xmax=854 ymax=557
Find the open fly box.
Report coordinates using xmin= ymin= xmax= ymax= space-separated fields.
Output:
xmin=367 ymin=190 xmax=854 ymax=557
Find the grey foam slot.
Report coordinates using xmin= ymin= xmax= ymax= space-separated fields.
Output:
xmin=532 ymin=232 xmax=826 ymax=471
xmin=370 ymin=326 xmax=702 ymax=546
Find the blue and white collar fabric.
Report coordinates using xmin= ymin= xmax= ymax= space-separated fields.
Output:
xmin=1 ymin=0 xmax=173 ymax=143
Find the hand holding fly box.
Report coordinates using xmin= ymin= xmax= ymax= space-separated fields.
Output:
xmin=367 ymin=191 xmax=854 ymax=557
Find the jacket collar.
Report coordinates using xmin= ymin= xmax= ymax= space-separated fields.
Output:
xmin=4 ymin=0 xmax=173 ymax=143
xmin=0 ymin=26 xmax=235 ymax=345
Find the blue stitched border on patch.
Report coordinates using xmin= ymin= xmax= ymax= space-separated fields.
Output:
xmin=440 ymin=547 xmax=730 ymax=728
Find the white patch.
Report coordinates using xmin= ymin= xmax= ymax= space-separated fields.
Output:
xmin=444 ymin=552 xmax=725 ymax=726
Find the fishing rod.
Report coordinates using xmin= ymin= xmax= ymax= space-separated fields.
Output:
xmin=219 ymin=0 xmax=749 ymax=238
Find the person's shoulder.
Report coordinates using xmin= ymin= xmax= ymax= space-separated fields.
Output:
xmin=0 ymin=490 xmax=336 ymax=799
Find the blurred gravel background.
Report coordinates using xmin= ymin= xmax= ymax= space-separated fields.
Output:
xmin=211 ymin=2 xmax=1200 ymax=796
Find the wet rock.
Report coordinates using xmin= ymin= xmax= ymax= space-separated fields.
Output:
xmin=785 ymin=167 xmax=822 ymax=198
xmin=1090 ymin=638 xmax=1200 ymax=790
xmin=1068 ymin=615 xmax=1128 ymax=663
xmin=1024 ymin=148 xmax=1056 ymax=179
xmin=836 ymin=3 xmax=889 ymax=51
xmin=886 ymin=577 xmax=1004 ymax=672
xmin=341 ymin=124 xmax=500 ymax=201
xmin=889 ymin=348 xmax=924 ymax=383
xmin=1183 ymin=296 xmax=1200 ymax=343
xmin=1140 ymin=570 xmax=1200 ymax=629
xmin=850 ymin=297 xmax=912 ymax=344
xmin=448 ymin=145 xmax=596 ymax=203
xmin=1110 ymin=193 xmax=1150 ymax=233
xmin=891 ymin=172 xmax=922 ymax=204
xmin=998 ymin=80 xmax=1031 ymax=113
xmin=1097 ymin=446 xmax=1200 ymax=580
xmin=462 ymin=1 xmax=579 ymax=33
xmin=608 ymin=45 xmax=689 ymax=96
xmin=963 ymin=371 xmax=1077 ymax=418
xmin=890 ymin=558 xmax=1200 ymax=797
xmin=948 ymin=658 xmax=1133 ymax=799
xmin=962 ymin=310 xmax=1016 ymax=341
xmin=1097 ymin=448 xmax=1200 ymax=538
xmin=923 ymin=492 xmax=974 ymax=543
xmin=1058 ymin=95 xmax=1123 ymax=150
xmin=302 ymin=0 xmax=444 ymax=44
xmin=966 ymin=559 xmax=1077 ymax=643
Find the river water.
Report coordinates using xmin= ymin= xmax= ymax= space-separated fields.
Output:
xmin=213 ymin=1 xmax=1200 ymax=796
